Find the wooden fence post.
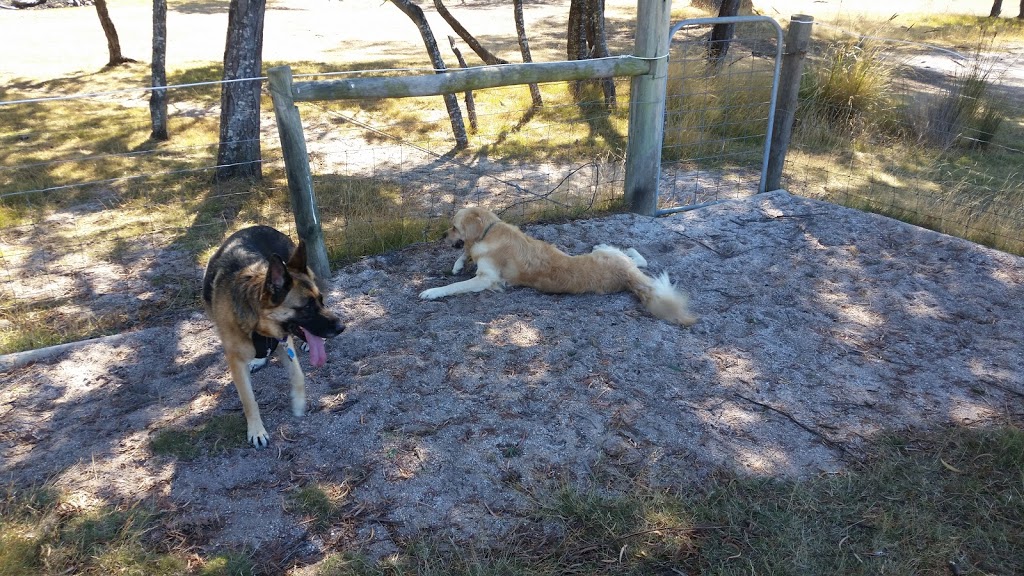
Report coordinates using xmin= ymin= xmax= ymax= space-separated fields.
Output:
xmin=267 ymin=65 xmax=331 ymax=284
xmin=765 ymin=14 xmax=813 ymax=193
xmin=624 ymin=0 xmax=672 ymax=216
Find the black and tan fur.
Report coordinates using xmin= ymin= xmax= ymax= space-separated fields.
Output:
xmin=419 ymin=207 xmax=698 ymax=326
xmin=203 ymin=225 xmax=345 ymax=447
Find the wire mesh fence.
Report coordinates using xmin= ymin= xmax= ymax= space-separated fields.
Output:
xmin=290 ymin=74 xmax=636 ymax=264
xmin=0 ymin=74 xmax=642 ymax=353
xmin=660 ymin=17 xmax=783 ymax=211
xmin=2 ymin=20 xmax=1022 ymax=354
xmin=781 ymin=29 xmax=1024 ymax=255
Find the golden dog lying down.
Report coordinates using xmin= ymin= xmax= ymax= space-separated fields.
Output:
xmin=419 ymin=207 xmax=698 ymax=326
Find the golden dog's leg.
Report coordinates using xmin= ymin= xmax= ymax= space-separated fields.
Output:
xmin=452 ymin=252 xmax=467 ymax=274
xmin=227 ymin=353 xmax=270 ymax=448
xmin=280 ymin=335 xmax=306 ymax=417
xmin=420 ymin=261 xmax=501 ymax=300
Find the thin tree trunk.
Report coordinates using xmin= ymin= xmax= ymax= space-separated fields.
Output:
xmin=94 ymin=0 xmax=132 ymax=67
xmin=433 ymin=0 xmax=509 ymax=65
xmin=448 ymin=36 xmax=477 ymax=132
xmin=708 ymin=0 xmax=741 ymax=66
xmin=989 ymin=0 xmax=1003 ymax=17
xmin=391 ymin=0 xmax=468 ymax=149
xmin=585 ymin=0 xmax=614 ymax=107
xmin=215 ymin=0 xmax=266 ymax=181
xmin=513 ymin=0 xmax=542 ymax=108
xmin=150 ymin=0 xmax=169 ymax=141
xmin=1017 ymin=0 xmax=1022 ymax=18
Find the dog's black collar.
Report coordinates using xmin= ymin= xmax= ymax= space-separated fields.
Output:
xmin=479 ymin=221 xmax=497 ymax=241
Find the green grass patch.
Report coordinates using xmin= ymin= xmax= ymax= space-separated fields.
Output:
xmin=306 ymin=425 xmax=1024 ymax=575
xmin=286 ymin=482 xmax=355 ymax=534
xmin=5 ymin=426 xmax=1022 ymax=574
xmin=150 ymin=414 xmax=251 ymax=461
xmin=0 ymin=486 xmax=187 ymax=576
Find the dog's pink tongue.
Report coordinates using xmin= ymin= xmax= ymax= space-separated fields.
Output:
xmin=300 ymin=327 xmax=327 ymax=367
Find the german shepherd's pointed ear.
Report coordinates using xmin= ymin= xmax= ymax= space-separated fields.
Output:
xmin=265 ymin=253 xmax=294 ymax=305
xmin=287 ymin=240 xmax=309 ymax=273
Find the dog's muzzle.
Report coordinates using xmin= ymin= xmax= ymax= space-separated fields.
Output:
xmin=452 ymin=238 xmax=465 ymax=249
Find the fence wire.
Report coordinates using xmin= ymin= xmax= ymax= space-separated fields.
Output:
xmin=660 ymin=18 xmax=782 ymax=210
xmin=2 ymin=29 xmax=1022 ymax=354
xmin=782 ymin=32 xmax=1024 ymax=255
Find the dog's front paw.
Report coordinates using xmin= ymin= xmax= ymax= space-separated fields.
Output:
xmin=247 ymin=357 xmax=269 ymax=373
xmin=291 ymin=394 xmax=306 ymax=417
xmin=248 ymin=424 xmax=270 ymax=448
xmin=419 ymin=287 xmax=446 ymax=300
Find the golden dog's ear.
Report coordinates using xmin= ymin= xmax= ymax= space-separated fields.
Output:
xmin=457 ymin=209 xmax=484 ymax=241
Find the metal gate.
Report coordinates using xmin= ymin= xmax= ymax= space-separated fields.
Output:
xmin=658 ymin=15 xmax=784 ymax=215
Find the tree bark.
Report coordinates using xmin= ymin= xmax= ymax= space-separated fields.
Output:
xmin=708 ymin=0 xmax=741 ymax=66
xmin=989 ymin=0 xmax=1002 ymax=17
xmin=215 ymin=0 xmax=266 ymax=181
xmin=566 ymin=0 xmax=613 ymax=106
xmin=448 ymin=36 xmax=477 ymax=132
xmin=513 ymin=0 xmax=542 ymax=108
xmin=433 ymin=0 xmax=509 ymax=65
xmin=587 ymin=0 xmax=615 ymax=106
xmin=391 ymin=0 xmax=468 ymax=149
xmin=150 ymin=0 xmax=169 ymax=141
xmin=94 ymin=0 xmax=133 ymax=67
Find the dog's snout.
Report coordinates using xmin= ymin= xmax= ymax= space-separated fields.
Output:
xmin=328 ymin=319 xmax=345 ymax=338
xmin=453 ymin=238 xmax=465 ymax=249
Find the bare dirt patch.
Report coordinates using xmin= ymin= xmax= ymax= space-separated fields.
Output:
xmin=2 ymin=191 xmax=1022 ymax=568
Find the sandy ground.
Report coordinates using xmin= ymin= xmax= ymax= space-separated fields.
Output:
xmin=2 ymin=191 xmax=1022 ymax=568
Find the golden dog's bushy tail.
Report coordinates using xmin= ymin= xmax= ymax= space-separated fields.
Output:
xmin=626 ymin=270 xmax=698 ymax=327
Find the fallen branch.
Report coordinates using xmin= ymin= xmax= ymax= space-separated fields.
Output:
xmin=734 ymin=392 xmax=852 ymax=456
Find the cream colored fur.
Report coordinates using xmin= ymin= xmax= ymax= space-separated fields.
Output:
xmin=419 ymin=207 xmax=697 ymax=326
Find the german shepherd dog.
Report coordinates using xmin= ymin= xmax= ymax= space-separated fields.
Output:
xmin=203 ymin=225 xmax=345 ymax=447
xmin=420 ymin=207 xmax=698 ymax=326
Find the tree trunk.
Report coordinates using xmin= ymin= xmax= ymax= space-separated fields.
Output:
xmin=989 ymin=0 xmax=1003 ymax=16
xmin=391 ymin=0 xmax=468 ymax=149
xmin=94 ymin=0 xmax=132 ymax=67
xmin=586 ymin=0 xmax=614 ymax=106
xmin=448 ymin=36 xmax=478 ymax=132
xmin=566 ymin=0 xmax=613 ymax=106
xmin=513 ymin=0 xmax=543 ymax=108
xmin=150 ymin=0 xmax=169 ymax=141
xmin=433 ymin=0 xmax=508 ymax=65
xmin=1017 ymin=0 xmax=1023 ymax=18
xmin=708 ymin=0 xmax=741 ymax=66
xmin=215 ymin=0 xmax=266 ymax=181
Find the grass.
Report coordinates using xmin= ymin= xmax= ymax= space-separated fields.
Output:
xmin=9 ymin=423 xmax=1019 ymax=575
xmin=26 ymin=424 xmax=1020 ymax=575
xmin=786 ymin=20 xmax=1024 ymax=254
xmin=0 ymin=484 xmax=254 ymax=575
xmin=286 ymin=481 xmax=357 ymax=534
xmin=150 ymin=414 xmax=251 ymax=460
xmin=311 ymin=425 xmax=1024 ymax=574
